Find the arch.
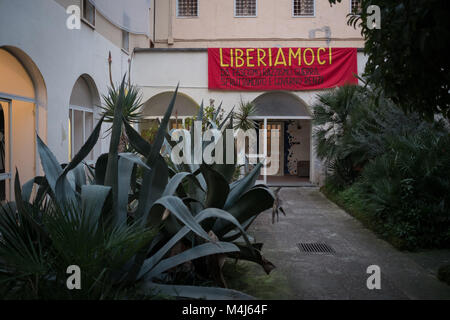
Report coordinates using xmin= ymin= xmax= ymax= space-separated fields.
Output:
xmin=70 ymin=74 xmax=101 ymax=108
xmin=0 ymin=46 xmax=47 ymax=108
xmin=251 ymin=91 xmax=312 ymax=118
xmin=250 ymin=91 xmax=313 ymax=184
xmin=0 ymin=46 xmax=46 ymax=200
xmin=141 ymin=91 xmax=199 ymax=118
xmin=68 ymin=74 xmax=101 ymax=161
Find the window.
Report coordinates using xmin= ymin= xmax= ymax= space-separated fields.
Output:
xmin=69 ymin=76 xmax=98 ymax=162
xmin=177 ymin=0 xmax=198 ymax=17
xmin=235 ymin=0 xmax=257 ymax=17
xmin=350 ymin=0 xmax=362 ymax=14
xmin=122 ymin=30 xmax=129 ymax=52
xmin=82 ymin=0 xmax=95 ymax=26
xmin=69 ymin=107 xmax=94 ymax=162
xmin=293 ymin=0 xmax=315 ymax=17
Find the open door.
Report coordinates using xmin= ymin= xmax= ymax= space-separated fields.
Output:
xmin=261 ymin=122 xmax=283 ymax=176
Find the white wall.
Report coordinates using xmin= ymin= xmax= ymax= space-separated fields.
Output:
xmin=134 ymin=50 xmax=367 ymax=111
xmin=132 ymin=49 xmax=367 ymax=185
xmin=0 ymin=0 xmax=130 ymax=163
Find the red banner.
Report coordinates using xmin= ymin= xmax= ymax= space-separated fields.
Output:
xmin=208 ymin=47 xmax=358 ymax=91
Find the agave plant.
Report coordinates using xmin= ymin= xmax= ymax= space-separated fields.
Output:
xmin=0 ymin=77 xmax=276 ymax=300
xmin=156 ymin=103 xmax=278 ymax=286
xmin=100 ymin=85 xmax=143 ymax=126
xmin=234 ymin=100 xmax=257 ymax=131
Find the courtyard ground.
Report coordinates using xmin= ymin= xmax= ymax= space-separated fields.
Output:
xmin=228 ymin=187 xmax=450 ymax=300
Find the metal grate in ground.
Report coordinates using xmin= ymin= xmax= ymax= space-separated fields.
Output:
xmin=297 ymin=242 xmax=336 ymax=254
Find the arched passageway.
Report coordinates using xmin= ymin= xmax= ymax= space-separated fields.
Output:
xmin=0 ymin=47 xmax=47 ymax=201
xmin=140 ymin=91 xmax=199 ymax=142
xmin=68 ymin=74 xmax=101 ymax=161
xmin=252 ymin=91 xmax=312 ymax=185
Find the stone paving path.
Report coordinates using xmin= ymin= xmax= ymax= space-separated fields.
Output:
xmin=250 ymin=187 xmax=450 ymax=299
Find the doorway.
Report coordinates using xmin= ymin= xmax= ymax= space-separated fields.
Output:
xmin=0 ymin=99 xmax=10 ymax=202
xmin=258 ymin=121 xmax=284 ymax=176
xmin=251 ymin=91 xmax=313 ymax=186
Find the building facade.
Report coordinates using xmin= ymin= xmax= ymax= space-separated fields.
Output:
xmin=0 ymin=0 xmax=153 ymax=201
xmin=133 ymin=0 xmax=367 ymax=185
xmin=0 ymin=0 xmax=367 ymax=203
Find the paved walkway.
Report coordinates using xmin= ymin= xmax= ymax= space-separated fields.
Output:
xmin=250 ymin=187 xmax=450 ymax=299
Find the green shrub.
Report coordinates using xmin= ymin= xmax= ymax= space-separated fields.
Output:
xmin=357 ymin=132 xmax=450 ymax=249
xmin=438 ymin=265 xmax=450 ymax=286
xmin=315 ymin=85 xmax=450 ymax=250
xmin=0 ymin=79 xmax=276 ymax=299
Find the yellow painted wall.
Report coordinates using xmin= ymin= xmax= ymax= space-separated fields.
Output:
xmin=0 ymin=49 xmax=35 ymax=99
xmin=155 ymin=0 xmax=363 ymax=48
xmin=0 ymin=50 xmax=37 ymax=200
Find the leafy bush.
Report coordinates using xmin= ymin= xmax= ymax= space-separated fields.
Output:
xmin=0 ymin=79 xmax=276 ymax=299
xmin=329 ymin=0 xmax=450 ymax=119
xmin=357 ymin=132 xmax=450 ymax=249
xmin=315 ymin=85 xmax=450 ymax=250
xmin=438 ymin=265 xmax=450 ymax=286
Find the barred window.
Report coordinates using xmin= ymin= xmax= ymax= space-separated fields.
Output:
xmin=235 ymin=0 xmax=257 ymax=17
xmin=351 ymin=0 xmax=362 ymax=14
xmin=177 ymin=0 xmax=198 ymax=17
xmin=82 ymin=0 xmax=95 ymax=26
xmin=293 ymin=0 xmax=315 ymax=17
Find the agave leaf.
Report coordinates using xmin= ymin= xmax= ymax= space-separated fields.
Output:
xmin=131 ymin=195 xmax=212 ymax=283
xmin=116 ymin=158 xmax=134 ymax=227
xmin=137 ymin=155 xmax=169 ymax=224
xmin=36 ymin=134 xmax=76 ymax=205
xmin=227 ymin=242 xmax=276 ymax=275
xmin=55 ymin=114 xmax=104 ymax=202
xmin=36 ymin=134 xmax=62 ymax=191
xmin=14 ymin=171 xmax=47 ymax=239
xmin=123 ymin=119 xmax=152 ymax=157
xmin=71 ymin=163 xmax=86 ymax=191
xmin=145 ymin=242 xmax=239 ymax=280
xmin=34 ymin=177 xmax=52 ymax=206
xmin=218 ymin=107 xmax=234 ymax=130
xmin=119 ymin=153 xmax=151 ymax=171
xmin=207 ymin=118 xmax=219 ymax=131
xmin=215 ymin=186 xmax=274 ymax=237
xmin=197 ymin=100 xmax=204 ymax=121
xmin=136 ymin=224 xmax=191 ymax=280
xmin=147 ymin=85 xmax=178 ymax=164
xmin=141 ymin=282 xmax=254 ymax=300
xmin=104 ymin=76 xmax=127 ymax=220
xmin=59 ymin=115 xmax=105 ymax=179
xmin=223 ymin=162 xmax=263 ymax=210
xmin=138 ymin=207 xmax=238 ymax=280
xmin=116 ymin=153 xmax=151 ymax=226
xmin=81 ymin=185 xmax=111 ymax=232
xmin=135 ymin=87 xmax=178 ymax=222
xmin=200 ymin=164 xmax=230 ymax=209
xmin=222 ymin=216 xmax=258 ymax=242
xmin=212 ymin=102 xmax=222 ymax=123
xmin=151 ymin=196 xmax=211 ymax=241
xmin=212 ymin=119 xmax=236 ymax=183
xmin=197 ymin=208 xmax=254 ymax=254
xmin=104 ymin=76 xmax=126 ymax=185
xmin=94 ymin=153 xmax=109 ymax=185
xmin=21 ymin=176 xmax=45 ymax=203
xmin=162 ymin=172 xmax=204 ymax=197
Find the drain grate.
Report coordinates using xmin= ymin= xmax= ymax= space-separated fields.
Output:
xmin=297 ymin=242 xmax=335 ymax=254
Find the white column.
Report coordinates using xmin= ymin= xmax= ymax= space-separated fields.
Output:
xmin=263 ymin=117 xmax=268 ymax=185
